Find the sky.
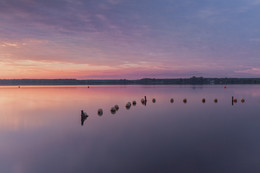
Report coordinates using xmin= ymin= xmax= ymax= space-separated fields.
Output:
xmin=0 ymin=0 xmax=260 ymax=79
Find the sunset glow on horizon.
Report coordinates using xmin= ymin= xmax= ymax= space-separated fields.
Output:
xmin=1 ymin=0 xmax=260 ymax=79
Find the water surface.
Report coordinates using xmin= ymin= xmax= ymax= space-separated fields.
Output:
xmin=0 ymin=85 xmax=260 ymax=173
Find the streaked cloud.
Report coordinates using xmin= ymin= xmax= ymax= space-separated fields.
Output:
xmin=235 ymin=68 xmax=260 ymax=75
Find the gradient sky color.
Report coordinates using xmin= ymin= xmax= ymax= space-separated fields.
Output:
xmin=1 ymin=0 xmax=260 ymax=79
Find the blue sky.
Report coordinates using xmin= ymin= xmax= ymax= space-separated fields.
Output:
xmin=0 ymin=0 xmax=260 ymax=79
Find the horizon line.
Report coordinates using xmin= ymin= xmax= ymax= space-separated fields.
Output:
xmin=1 ymin=77 xmax=260 ymax=80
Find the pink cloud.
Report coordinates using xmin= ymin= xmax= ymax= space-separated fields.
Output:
xmin=235 ymin=68 xmax=260 ymax=75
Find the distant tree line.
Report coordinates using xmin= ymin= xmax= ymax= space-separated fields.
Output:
xmin=0 ymin=77 xmax=260 ymax=85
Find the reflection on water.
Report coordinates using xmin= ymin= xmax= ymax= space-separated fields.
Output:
xmin=0 ymin=85 xmax=260 ymax=173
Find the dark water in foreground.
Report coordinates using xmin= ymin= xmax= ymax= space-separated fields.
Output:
xmin=0 ymin=85 xmax=260 ymax=173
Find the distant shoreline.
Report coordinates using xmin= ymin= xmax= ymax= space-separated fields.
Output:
xmin=1 ymin=77 xmax=260 ymax=85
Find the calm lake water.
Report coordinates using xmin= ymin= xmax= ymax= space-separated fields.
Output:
xmin=1 ymin=85 xmax=260 ymax=173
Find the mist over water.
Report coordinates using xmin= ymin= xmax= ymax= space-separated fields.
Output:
xmin=1 ymin=85 xmax=260 ymax=173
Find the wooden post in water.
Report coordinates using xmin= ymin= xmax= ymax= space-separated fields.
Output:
xmin=141 ymin=96 xmax=147 ymax=106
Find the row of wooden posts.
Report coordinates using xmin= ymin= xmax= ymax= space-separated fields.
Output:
xmin=80 ymin=96 xmax=245 ymax=125
xmin=94 ymin=96 xmax=245 ymax=116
